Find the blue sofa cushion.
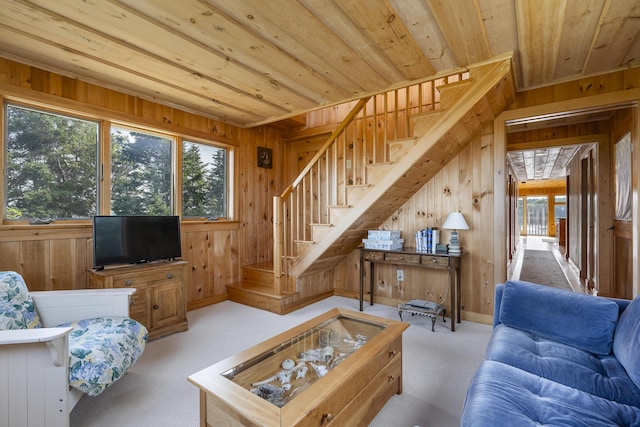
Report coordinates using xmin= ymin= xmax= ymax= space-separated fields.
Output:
xmin=499 ymin=280 xmax=618 ymax=355
xmin=59 ymin=316 xmax=147 ymax=396
xmin=461 ymin=361 xmax=640 ymax=427
xmin=614 ymin=297 xmax=640 ymax=390
xmin=486 ymin=324 xmax=640 ymax=407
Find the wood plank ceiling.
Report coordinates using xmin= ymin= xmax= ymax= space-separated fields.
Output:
xmin=0 ymin=0 xmax=638 ymax=184
xmin=0 ymin=0 xmax=638 ymax=130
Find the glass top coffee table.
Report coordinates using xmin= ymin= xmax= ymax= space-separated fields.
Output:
xmin=188 ymin=308 xmax=408 ymax=426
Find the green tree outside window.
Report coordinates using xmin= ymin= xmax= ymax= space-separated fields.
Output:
xmin=110 ymin=127 xmax=172 ymax=215
xmin=182 ymin=141 xmax=227 ymax=219
xmin=6 ymin=105 xmax=98 ymax=220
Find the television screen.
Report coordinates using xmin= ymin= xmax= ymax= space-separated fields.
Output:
xmin=93 ymin=215 xmax=181 ymax=269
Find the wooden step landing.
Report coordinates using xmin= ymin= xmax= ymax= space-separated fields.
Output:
xmin=242 ymin=262 xmax=274 ymax=285
xmin=227 ymin=280 xmax=294 ymax=315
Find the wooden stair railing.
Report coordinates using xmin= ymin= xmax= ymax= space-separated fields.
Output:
xmin=273 ymin=72 xmax=470 ymax=293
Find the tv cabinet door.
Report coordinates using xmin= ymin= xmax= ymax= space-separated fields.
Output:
xmin=151 ymin=279 xmax=186 ymax=330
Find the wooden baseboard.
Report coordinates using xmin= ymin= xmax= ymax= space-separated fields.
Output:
xmin=187 ymin=294 xmax=228 ymax=311
xmin=332 ymin=289 xmax=493 ymax=325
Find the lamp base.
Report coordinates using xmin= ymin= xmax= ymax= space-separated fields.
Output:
xmin=448 ymin=230 xmax=461 ymax=255
xmin=447 ymin=244 xmax=462 ymax=255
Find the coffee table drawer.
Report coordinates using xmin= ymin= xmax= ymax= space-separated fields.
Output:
xmin=294 ymin=336 xmax=402 ymax=426
xmin=332 ymin=355 xmax=402 ymax=425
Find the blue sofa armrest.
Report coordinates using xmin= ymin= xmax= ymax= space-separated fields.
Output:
xmin=498 ymin=280 xmax=619 ymax=355
xmin=606 ymin=296 xmax=631 ymax=316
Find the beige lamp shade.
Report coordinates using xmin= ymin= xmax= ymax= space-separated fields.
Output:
xmin=442 ymin=212 xmax=469 ymax=230
xmin=442 ymin=212 xmax=469 ymax=255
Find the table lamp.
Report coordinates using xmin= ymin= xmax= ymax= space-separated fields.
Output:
xmin=442 ymin=212 xmax=469 ymax=255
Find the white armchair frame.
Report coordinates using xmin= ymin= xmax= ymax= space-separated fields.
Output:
xmin=0 ymin=288 xmax=136 ymax=427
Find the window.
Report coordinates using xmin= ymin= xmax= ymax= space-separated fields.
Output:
xmin=525 ymin=196 xmax=548 ymax=236
xmin=5 ymin=104 xmax=98 ymax=220
xmin=4 ymin=102 xmax=232 ymax=222
xmin=110 ymin=126 xmax=173 ymax=215
xmin=554 ymin=195 xmax=566 ymax=220
xmin=182 ymin=140 xmax=227 ymax=219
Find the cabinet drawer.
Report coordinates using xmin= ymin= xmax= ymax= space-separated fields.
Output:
xmin=420 ymin=255 xmax=449 ymax=267
xmin=384 ymin=252 xmax=420 ymax=264
xmin=363 ymin=251 xmax=385 ymax=262
xmin=296 ymin=337 xmax=402 ymax=426
xmin=113 ymin=268 xmax=183 ymax=288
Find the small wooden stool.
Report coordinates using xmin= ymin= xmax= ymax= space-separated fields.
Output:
xmin=398 ymin=299 xmax=446 ymax=332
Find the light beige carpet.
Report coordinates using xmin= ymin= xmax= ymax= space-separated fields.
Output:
xmin=70 ymin=296 xmax=492 ymax=427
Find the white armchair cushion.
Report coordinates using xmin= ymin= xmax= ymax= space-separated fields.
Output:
xmin=59 ymin=316 xmax=147 ymax=396
xmin=0 ymin=271 xmax=42 ymax=329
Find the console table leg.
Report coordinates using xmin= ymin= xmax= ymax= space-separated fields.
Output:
xmin=369 ymin=262 xmax=375 ymax=306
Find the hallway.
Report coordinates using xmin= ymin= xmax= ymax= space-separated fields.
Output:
xmin=507 ymin=236 xmax=586 ymax=293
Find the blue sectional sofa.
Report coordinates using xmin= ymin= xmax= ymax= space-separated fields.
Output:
xmin=461 ymin=280 xmax=640 ymax=426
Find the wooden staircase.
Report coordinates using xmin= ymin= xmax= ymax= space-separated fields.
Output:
xmin=226 ymin=262 xmax=294 ymax=314
xmin=228 ymin=55 xmax=515 ymax=314
xmin=226 ymin=262 xmax=331 ymax=314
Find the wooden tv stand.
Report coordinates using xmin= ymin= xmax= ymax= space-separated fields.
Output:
xmin=88 ymin=260 xmax=188 ymax=340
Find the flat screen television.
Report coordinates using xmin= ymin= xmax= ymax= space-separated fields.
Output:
xmin=92 ymin=215 xmax=181 ymax=269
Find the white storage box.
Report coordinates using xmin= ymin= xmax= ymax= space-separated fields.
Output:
xmin=367 ymin=230 xmax=401 ymax=241
xmin=362 ymin=238 xmax=404 ymax=250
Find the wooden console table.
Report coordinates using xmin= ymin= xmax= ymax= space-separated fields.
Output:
xmin=359 ymin=248 xmax=462 ymax=331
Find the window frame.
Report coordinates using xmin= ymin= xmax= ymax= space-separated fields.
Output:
xmin=1 ymin=96 xmax=235 ymax=227
xmin=180 ymin=138 xmax=231 ymax=220
xmin=3 ymin=99 xmax=102 ymax=225
xmin=107 ymin=123 xmax=177 ymax=216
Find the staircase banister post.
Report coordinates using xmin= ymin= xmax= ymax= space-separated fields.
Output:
xmin=273 ymin=195 xmax=284 ymax=294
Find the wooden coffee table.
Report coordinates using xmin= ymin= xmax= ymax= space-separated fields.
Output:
xmin=188 ymin=308 xmax=408 ymax=426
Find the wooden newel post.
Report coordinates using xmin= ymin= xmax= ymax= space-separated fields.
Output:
xmin=273 ymin=196 xmax=284 ymax=295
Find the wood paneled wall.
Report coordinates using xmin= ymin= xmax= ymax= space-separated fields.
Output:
xmin=0 ymin=58 xmax=284 ymax=310
xmin=331 ymin=125 xmax=496 ymax=323
xmin=2 ymin=57 xmax=639 ymax=317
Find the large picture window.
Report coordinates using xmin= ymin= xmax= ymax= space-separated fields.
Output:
xmin=5 ymin=104 xmax=98 ymax=221
xmin=182 ymin=140 xmax=227 ymax=219
xmin=4 ymin=102 xmax=232 ymax=223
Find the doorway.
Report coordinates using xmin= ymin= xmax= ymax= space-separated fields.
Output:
xmin=497 ymin=99 xmax=637 ymax=299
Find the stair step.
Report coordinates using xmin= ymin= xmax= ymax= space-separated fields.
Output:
xmin=413 ymin=110 xmax=446 ymax=135
xmin=344 ymin=185 xmax=371 ymax=205
xmin=328 ymin=205 xmax=352 ymax=222
xmin=388 ymin=137 xmax=417 ymax=163
xmin=436 ymin=78 xmax=473 ymax=93
xmin=242 ymin=262 xmax=274 ymax=285
xmin=311 ymin=224 xmax=332 ymax=242
xmin=226 ymin=280 xmax=296 ymax=315
xmin=365 ymin=162 xmax=393 ymax=167
xmin=294 ymin=239 xmax=314 ymax=244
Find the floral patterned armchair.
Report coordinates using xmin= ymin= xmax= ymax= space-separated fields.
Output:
xmin=0 ymin=271 xmax=147 ymax=427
